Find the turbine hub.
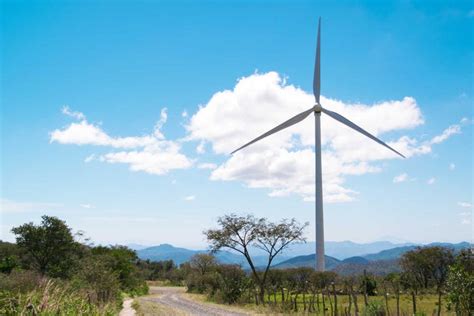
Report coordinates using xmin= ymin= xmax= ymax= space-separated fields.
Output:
xmin=314 ymin=104 xmax=322 ymax=113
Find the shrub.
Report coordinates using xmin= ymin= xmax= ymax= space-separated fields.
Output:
xmin=214 ymin=265 xmax=247 ymax=304
xmin=0 ymin=270 xmax=41 ymax=293
xmin=362 ymin=300 xmax=386 ymax=316
xmin=71 ymin=256 xmax=122 ymax=305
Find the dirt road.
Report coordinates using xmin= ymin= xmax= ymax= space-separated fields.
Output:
xmin=136 ymin=286 xmax=250 ymax=316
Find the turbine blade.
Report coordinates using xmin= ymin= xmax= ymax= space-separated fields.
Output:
xmin=313 ymin=17 xmax=321 ymax=103
xmin=231 ymin=107 xmax=314 ymax=154
xmin=321 ymin=107 xmax=405 ymax=158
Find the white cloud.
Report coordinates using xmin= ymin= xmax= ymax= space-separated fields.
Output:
xmin=184 ymin=195 xmax=196 ymax=201
xmin=458 ymin=202 xmax=472 ymax=208
xmin=429 ymin=125 xmax=461 ymax=145
xmin=84 ymin=154 xmax=96 ymax=163
xmin=50 ymin=107 xmax=192 ymax=175
xmin=198 ymin=163 xmax=217 ymax=170
xmin=62 ymin=105 xmax=85 ymax=120
xmin=393 ymin=173 xmax=408 ymax=183
xmin=186 ymin=72 xmax=459 ymax=202
xmin=196 ymin=141 xmax=206 ymax=154
xmin=449 ymin=163 xmax=456 ymax=171
xmin=0 ymin=198 xmax=61 ymax=213
xmin=427 ymin=177 xmax=436 ymax=185
xmin=458 ymin=203 xmax=472 ymax=225
xmin=182 ymin=110 xmax=188 ymax=118
xmin=80 ymin=204 xmax=95 ymax=209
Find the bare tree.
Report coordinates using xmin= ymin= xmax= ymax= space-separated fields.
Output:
xmin=204 ymin=213 xmax=307 ymax=304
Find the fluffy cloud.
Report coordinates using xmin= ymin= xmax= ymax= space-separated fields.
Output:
xmin=393 ymin=173 xmax=408 ymax=183
xmin=186 ymin=72 xmax=461 ymax=202
xmin=427 ymin=177 xmax=436 ymax=185
xmin=458 ymin=202 xmax=472 ymax=208
xmin=50 ymin=108 xmax=192 ymax=175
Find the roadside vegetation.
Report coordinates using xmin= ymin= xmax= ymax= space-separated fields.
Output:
xmin=136 ymin=213 xmax=473 ymax=315
xmin=1 ymin=214 xmax=472 ymax=315
xmin=0 ymin=215 xmax=148 ymax=315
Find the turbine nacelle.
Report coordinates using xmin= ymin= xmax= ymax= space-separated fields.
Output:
xmin=314 ymin=104 xmax=322 ymax=113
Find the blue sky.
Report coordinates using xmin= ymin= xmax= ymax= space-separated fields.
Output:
xmin=1 ymin=0 xmax=472 ymax=248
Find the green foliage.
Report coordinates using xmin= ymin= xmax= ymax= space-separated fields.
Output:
xmin=214 ymin=264 xmax=247 ymax=304
xmin=0 ymin=278 xmax=118 ymax=315
xmin=0 ymin=241 xmax=20 ymax=274
xmin=360 ymin=273 xmax=377 ymax=296
xmin=3 ymin=215 xmax=148 ymax=315
xmin=446 ymin=249 xmax=473 ymax=315
xmin=90 ymin=246 xmax=148 ymax=296
xmin=362 ymin=300 xmax=386 ymax=316
xmin=71 ymin=255 xmax=122 ymax=304
xmin=11 ymin=216 xmax=83 ymax=278
xmin=0 ymin=270 xmax=41 ymax=293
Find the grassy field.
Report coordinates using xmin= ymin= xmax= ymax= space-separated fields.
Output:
xmin=209 ymin=291 xmax=455 ymax=315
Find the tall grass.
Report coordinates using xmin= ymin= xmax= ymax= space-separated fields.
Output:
xmin=0 ymin=278 xmax=119 ymax=315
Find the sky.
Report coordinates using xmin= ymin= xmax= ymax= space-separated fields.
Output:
xmin=1 ymin=0 xmax=473 ymax=249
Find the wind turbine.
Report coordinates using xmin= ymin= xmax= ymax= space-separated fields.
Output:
xmin=231 ymin=18 xmax=405 ymax=271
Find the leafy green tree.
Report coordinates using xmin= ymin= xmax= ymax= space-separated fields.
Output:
xmin=446 ymin=249 xmax=473 ymax=315
xmin=384 ymin=272 xmax=402 ymax=316
xmin=190 ymin=253 xmax=217 ymax=276
xmin=0 ymin=241 xmax=20 ymax=273
xmin=205 ymin=213 xmax=307 ymax=304
xmin=401 ymin=246 xmax=455 ymax=316
xmin=215 ymin=264 xmax=247 ymax=304
xmin=90 ymin=245 xmax=147 ymax=295
xmin=11 ymin=216 xmax=82 ymax=278
xmin=72 ymin=255 xmax=121 ymax=305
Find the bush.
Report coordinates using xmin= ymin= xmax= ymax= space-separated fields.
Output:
xmin=71 ymin=256 xmax=122 ymax=305
xmin=214 ymin=265 xmax=247 ymax=304
xmin=0 ymin=270 xmax=41 ymax=293
xmin=362 ymin=300 xmax=386 ymax=316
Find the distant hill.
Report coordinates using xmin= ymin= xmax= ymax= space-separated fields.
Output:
xmin=273 ymin=254 xmax=340 ymax=270
xmin=135 ymin=241 xmax=471 ymax=274
xmin=362 ymin=242 xmax=470 ymax=261
xmin=136 ymin=244 xmax=290 ymax=267
xmin=333 ymin=259 xmax=401 ymax=276
xmin=270 ymin=241 xmax=470 ymax=276
xmin=341 ymin=256 xmax=369 ymax=265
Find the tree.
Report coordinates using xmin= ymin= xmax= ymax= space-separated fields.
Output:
xmin=215 ymin=264 xmax=248 ymax=304
xmin=446 ymin=249 xmax=473 ymax=315
xmin=190 ymin=253 xmax=217 ymax=276
xmin=401 ymin=246 xmax=454 ymax=316
xmin=385 ymin=272 xmax=402 ymax=316
xmin=428 ymin=247 xmax=454 ymax=316
xmin=90 ymin=245 xmax=147 ymax=295
xmin=0 ymin=241 xmax=20 ymax=273
xmin=11 ymin=215 xmax=82 ymax=278
xmin=204 ymin=213 xmax=307 ymax=304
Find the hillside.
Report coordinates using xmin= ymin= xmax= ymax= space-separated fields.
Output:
xmin=273 ymin=254 xmax=340 ymax=270
xmin=269 ymin=241 xmax=470 ymax=275
xmin=136 ymin=244 xmax=290 ymax=266
xmin=362 ymin=242 xmax=470 ymax=261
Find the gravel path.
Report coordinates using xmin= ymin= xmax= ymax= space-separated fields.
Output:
xmin=119 ymin=298 xmax=136 ymax=316
xmin=141 ymin=286 xmax=249 ymax=316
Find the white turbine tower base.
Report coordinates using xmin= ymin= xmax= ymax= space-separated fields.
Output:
xmin=231 ymin=18 xmax=405 ymax=271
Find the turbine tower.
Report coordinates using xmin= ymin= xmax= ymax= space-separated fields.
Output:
xmin=231 ymin=18 xmax=405 ymax=271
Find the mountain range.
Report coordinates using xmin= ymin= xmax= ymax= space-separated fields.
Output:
xmin=134 ymin=241 xmax=470 ymax=274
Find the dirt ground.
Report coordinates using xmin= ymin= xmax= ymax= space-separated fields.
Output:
xmin=134 ymin=286 xmax=251 ymax=316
